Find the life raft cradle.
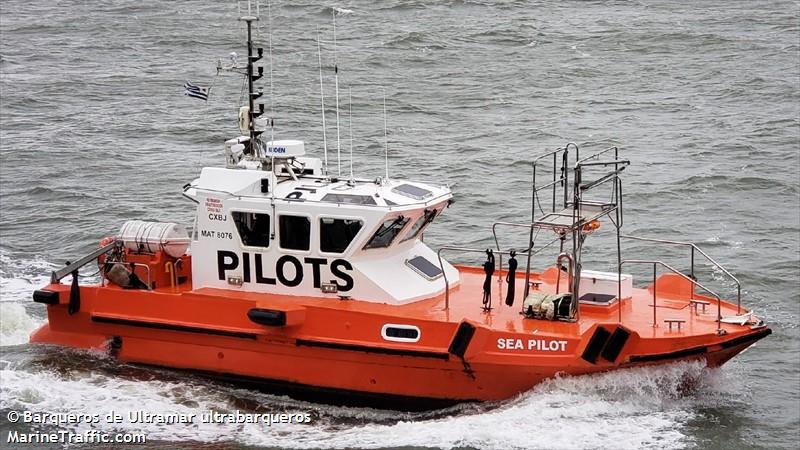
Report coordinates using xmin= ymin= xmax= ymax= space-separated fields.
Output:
xmin=39 ymin=239 xmax=189 ymax=316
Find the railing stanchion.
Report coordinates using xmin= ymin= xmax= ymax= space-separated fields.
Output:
xmin=653 ymin=262 xmax=657 ymax=327
xmin=737 ymin=285 xmax=741 ymax=315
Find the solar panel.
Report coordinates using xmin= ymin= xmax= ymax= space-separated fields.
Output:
xmin=405 ymin=256 xmax=443 ymax=280
xmin=392 ymin=183 xmax=432 ymax=200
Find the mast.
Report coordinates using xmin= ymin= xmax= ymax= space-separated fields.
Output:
xmin=240 ymin=13 xmax=265 ymax=156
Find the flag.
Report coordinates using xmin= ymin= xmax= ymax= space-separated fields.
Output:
xmin=184 ymin=81 xmax=210 ymax=101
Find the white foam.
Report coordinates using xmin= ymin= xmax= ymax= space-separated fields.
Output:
xmin=0 ymin=359 xmax=741 ymax=449
xmin=333 ymin=7 xmax=354 ymax=15
xmin=0 ymin=251 xmax=52 ymax=346
xmin=0 ymin=303 xmax=40 ymax=346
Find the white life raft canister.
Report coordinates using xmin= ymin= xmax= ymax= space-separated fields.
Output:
xmin=118 ymin=220 xmax=189 ymax=258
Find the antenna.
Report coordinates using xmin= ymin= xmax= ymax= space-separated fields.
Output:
xmin=316 ymin=29 xmax=328 ymax=174
xmin=238 ymin=2 xmax=264 ymax=158
xmin=267 ymin=0 xmax=275 ymax=156
xmin=348 ymin=86 xmax=354 ymax=183
xmin=254 ymin=0 xmax=262 ymax=38
xmin=332 ymin=9 xmax=341 ymax=176
xmin=383 ymin=88 xmax=389 ymax=181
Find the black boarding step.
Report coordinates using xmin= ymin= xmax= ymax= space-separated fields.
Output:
xmin=581 ymin=326 xmax=631 ymax=364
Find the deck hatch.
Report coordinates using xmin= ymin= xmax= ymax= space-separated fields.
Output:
xmin=579 ymin=293 xmax=617 ymax=304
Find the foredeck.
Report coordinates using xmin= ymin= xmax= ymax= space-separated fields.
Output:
xmin=434 ymin=266 xmax=743 ymax=338
xmin=179 ymin=264 xmax=747 ymax=340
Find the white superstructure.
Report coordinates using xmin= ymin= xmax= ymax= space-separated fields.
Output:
xmin=183 ymin=138 xmax=458 ymax=304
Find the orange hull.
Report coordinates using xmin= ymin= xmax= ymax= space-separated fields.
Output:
xmin=30 ymin=264 xmax=770 ymax=408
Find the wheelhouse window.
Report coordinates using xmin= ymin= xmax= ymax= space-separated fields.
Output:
xmin=401 ymin=209 xmax=437 ymax=242
xmin=279 ymin=215 xmax=311 ymax=251
xmin=320 ymin=218 xmax=363 ymax=254
xmin=321 ymin=193 xmax=377 ymax=206
xmin=364 ymin=216 xmax=408 ymax=249
xmin=232 ymin=212 xmax=270 ymax=247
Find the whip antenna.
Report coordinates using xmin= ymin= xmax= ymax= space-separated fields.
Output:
xmin=316 ymin=28 xmax=328 ymax=174
xmin=348 ymin=86 xmax=354 ymax=183
xmin=333 ymin=9 xmax=341 ymax=176
xmin=383 ymin=88 xmax=389 ymax=181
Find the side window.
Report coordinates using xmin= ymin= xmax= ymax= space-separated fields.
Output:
xmin=320 ymin=218 xmax=363 ymax=253
xmin=232 ymin=212 xmax=270 ymax=247
xmin=401 ymin=209 xmax=437 ymax=242
xmin=364 ymin=216 xmax=409 ymax=249
xmin=279 ymin=215 xmax=311 ymax=251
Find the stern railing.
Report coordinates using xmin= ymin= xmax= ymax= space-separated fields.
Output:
xmin=621 ymin=235 xmax=741 ymax=314
xmin=621 ymin=259 xmax=723 ymax=334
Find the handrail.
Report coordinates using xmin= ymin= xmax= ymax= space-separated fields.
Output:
xmin=577 ymin=167 xmax=628 ymax=192
xmin=533 ymin=147 xmax=565 ymax=163
xmin=621 ymin=259 xmax=723 ymax=333
xmin=621 ymin=235 xmax=742 ymax=313
xmin=575 ymin=159 xmax=630 ymax=169
xmin=51 ymin=241 xmax=117 ymax=282
xmin=532 ymin=176 xmax=567 ymax=194
xmin=555 ymin=252 xmax=573 ymax=296
xmin=490 ymin=221 xmax=563 ymax=253
xmin=185 ymin=184 xmax=453 ymax=211
xmin=576 ymin=146 xmax=617 ymax=165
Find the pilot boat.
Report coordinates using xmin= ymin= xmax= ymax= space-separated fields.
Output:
xmin=29 ymin=5 xmax=770 ymax=410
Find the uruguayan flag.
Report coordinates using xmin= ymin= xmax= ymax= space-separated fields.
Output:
xmin=184 ymin=81 xmax=210 ymax=101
